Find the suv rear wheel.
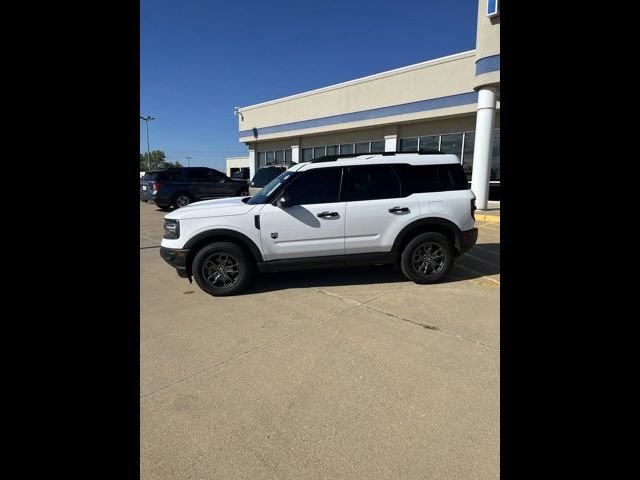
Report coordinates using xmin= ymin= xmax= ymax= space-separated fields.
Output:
xmin=173 ymin=192 xmax=192 ymax=208
xmin=400 ymin=232 xmax=454 ymax=284
xmin=192 ymin=242 xmax=254 ymax=296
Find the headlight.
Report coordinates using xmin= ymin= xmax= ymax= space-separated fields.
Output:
xmin=163 ymin=219 xmax=180 ymax=239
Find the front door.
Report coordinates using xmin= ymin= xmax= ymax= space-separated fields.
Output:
xmin=259 ymin=167 xmax=345 ymax=261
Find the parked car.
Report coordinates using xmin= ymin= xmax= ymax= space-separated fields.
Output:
xmin=249 ymin=165 xmax=288 ymax=195
xmin=159 ymin=152 xmax=478 ymax=296
xmin=230 ymin=170 xmax=250 ymax=180
xmin=140 ymin=167 xmax=250 ymax=209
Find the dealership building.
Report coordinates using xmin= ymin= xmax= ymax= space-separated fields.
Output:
xmin=234 ymin=0 xmax=499 ymax=208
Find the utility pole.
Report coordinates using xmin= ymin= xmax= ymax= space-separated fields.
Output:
xmin=140 ymin=115 xmax=156 ymax=170
xmin=186 ymin=156 xmax=191 ymax=168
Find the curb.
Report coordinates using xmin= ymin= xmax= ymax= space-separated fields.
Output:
xmin=475 ymin=213 xmax=500 ymax=224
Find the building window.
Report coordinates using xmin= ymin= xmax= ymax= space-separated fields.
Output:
xmin=313 ymin=146 xmax=326 ymax=158
xmin=340 ymin=144 xmax=353 ymax=155
xmin=370 ymin=140 xmax=385 ymax=153
xmin=439 ymin=134 xmax=463 ymax=158
xmin=399 ymin=137 xmax=418 ymax=152
xmin=462 ymin=132 xmax=475 ymax=181
xmin=302 ymin=148 xmax=313 ymax=162
xmin=355 ymin=142 xmax=369 ymax=154
xmin=326 ymin=145 xmax=338 ymax=155
xmin=491 ymin=129 xmax=500 ymax=181
xmin=257 ymin=149 xmax=294 ymax=168
xmin=419 ymin=135 xmax=440 ymax=152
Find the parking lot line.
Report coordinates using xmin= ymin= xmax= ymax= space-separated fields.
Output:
xmin=454 ymin=263 xmax=500 ymax=286
xmin=464 ymin=251 xmax=500 ymax=269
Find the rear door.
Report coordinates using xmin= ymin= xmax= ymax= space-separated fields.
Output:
xmin=344 ymin=164 xmax=419 ymax=254
xmin=258 ymin=167 xmax=346 ymax=260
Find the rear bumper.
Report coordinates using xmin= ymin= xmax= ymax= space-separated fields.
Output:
xmin=160 ymin=247 xmax=190 ymax=277
xmin=456 ymin=228 xmax=478 ymax=255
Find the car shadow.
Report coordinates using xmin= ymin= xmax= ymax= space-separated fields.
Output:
xmin=246 ymin=243 xmax=500 ymax=293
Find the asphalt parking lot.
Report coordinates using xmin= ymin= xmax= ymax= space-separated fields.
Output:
xmin=140 ymin=201 xmax=500 ymax=479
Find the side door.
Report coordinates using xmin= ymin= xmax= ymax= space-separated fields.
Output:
xmin=258 ymin=167 xmax=345 ymax=261
xmin=344 ymin=164 xmax=419 ymax=254
xmin=185 ymin=168 xmax=211 ymax=199
xmin=202 ymin=169 xmax=233 ymax=198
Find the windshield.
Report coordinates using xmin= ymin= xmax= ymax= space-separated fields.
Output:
xmin=247 ymin=171 xmax=295 ymax=205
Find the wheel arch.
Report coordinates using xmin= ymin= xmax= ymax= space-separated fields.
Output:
xmin=184 ymin=229 xmax=263 ymax=278
xmin=392 ymin=217 xmax=463 ymax=257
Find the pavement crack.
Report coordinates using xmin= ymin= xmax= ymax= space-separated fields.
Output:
xmin=140 ymin=329 xmax=304 ymax=400
xmin=313 ymin=288 xmax=498 ymax=350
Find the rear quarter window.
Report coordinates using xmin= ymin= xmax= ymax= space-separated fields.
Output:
xmin=394 ymin=164 xmax=469 ymax=194
xmin=156 ymin=170 xmax=183 ymax=181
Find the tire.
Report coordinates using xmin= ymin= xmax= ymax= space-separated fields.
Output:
xmin=192 ymin=242 xmax=254 ymax=296
xmin=173 ymin=192 xmax=192 ymax=208
xmin=400 ymin=232 xmax=454 ymax=284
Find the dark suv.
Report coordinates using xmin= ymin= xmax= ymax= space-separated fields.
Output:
xmin=140 ymin=167 xmax=249 ymax=209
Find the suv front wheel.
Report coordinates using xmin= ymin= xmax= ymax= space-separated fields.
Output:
xmin=192 ymin=242 xmax=254 ymax=296
xmin=400 ymin=232 xmax=454 ymax=284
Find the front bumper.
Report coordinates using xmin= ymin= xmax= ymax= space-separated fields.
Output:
xmin=456 ymin=228 xmax=479 ymax=255
xmin=160 ymin=247 xmax=190 ymax=278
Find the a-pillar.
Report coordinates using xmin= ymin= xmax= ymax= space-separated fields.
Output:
xmin=470 ymin=87 xmax=497 ymax=210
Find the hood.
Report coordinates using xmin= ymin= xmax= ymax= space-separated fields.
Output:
xmin=165 ymin=196 xmax=256 ymax=220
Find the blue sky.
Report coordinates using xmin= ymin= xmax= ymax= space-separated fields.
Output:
xmin=140 ymin=0 xmax=479 ymax=171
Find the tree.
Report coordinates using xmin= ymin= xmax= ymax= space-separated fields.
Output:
xmin=140 ymin=151 xmax=183 ymax=170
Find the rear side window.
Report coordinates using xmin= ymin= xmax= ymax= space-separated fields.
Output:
xmin=394 ymin=164 xmax=470 ymax=193
xmin=156 ymin=170 xmax=183 ymax=181
xmin=345 ymin=165 xmax=401 ymax=202
xmin=142 ymin=172 xmax=158 ymax=181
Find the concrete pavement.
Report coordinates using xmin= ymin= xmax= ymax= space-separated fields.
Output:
xmin=140 ymin=201 xmax=500 ymax=479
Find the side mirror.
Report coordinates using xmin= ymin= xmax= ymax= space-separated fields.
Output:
xmin=276 ymin=194 xmax=291 ymax=209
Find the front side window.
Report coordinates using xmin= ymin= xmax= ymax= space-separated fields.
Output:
xmin=284 ymin=168 xmax=342 ymax=205
xmin=346 ymin=165 xmax=401 ymax=202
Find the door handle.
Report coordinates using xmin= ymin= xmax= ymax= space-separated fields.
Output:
xmin=388 ymin=207 xmax=410 ymax=214
xmin=317 ymin=211 xmax=339 ymax=218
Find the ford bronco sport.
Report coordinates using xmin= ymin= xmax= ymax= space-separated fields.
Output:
xmin=160 ymin=152 xmax=478 ymax=296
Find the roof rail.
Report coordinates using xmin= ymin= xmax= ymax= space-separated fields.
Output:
xmin=308 ymin=150 xmax=445 ymax=163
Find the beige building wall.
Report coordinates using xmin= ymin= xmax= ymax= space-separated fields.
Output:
xmin=238 ymin=51 xmax=477 ymax=143
xmin=474 ymin=0 xmax=500 ymax=90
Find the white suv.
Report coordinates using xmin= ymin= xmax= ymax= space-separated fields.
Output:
xmin=160 ymin=152 xmax=478 ymax=296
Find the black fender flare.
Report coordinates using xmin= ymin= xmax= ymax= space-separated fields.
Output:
xmin=184 ymin=228 xmax=264 ymax=262
xmin=392 ymin=217 xmax=462 ymax=254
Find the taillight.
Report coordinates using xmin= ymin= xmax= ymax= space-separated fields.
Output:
xmin=152 ymin=182 xmax=161 ymax=192
xmin=471 ymin=199 xmax=476 ymax=220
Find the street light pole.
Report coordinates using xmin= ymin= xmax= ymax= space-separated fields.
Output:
xmin=186 ymin=156 xmax=191 ymax=168
xmin=140 ymin=115 xmax=155 ymax=170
